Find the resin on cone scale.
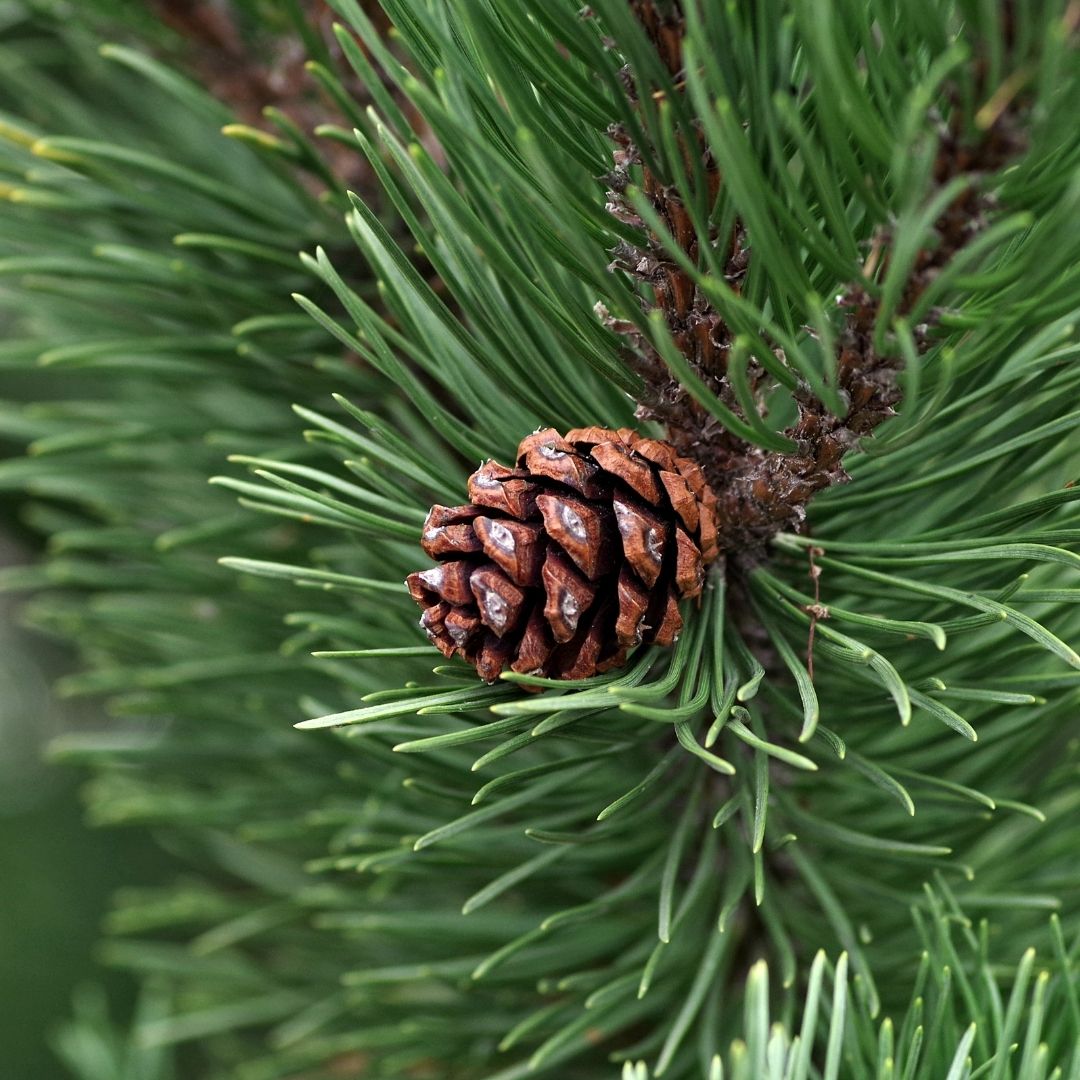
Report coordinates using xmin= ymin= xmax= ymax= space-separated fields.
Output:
xmin=407 ymin=427 xmax=720 ymax=682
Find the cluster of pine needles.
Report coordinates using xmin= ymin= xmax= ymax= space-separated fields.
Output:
xmin=1 ymin=1 xmax=1079 ymax=1078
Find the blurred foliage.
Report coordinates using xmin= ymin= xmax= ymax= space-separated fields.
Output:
xmin=0 ymin=540 xmax=167 ymax=1079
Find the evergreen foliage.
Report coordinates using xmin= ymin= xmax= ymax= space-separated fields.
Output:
xmin=1 ymin=1 xmax=1079 ymax=1077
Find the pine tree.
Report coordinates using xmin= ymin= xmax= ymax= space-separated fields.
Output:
xmin=2 ymin=2 xmax=1079 ymax=1077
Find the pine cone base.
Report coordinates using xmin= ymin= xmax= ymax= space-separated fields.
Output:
xmin=407 ymin=428 xmax=719 ymax=682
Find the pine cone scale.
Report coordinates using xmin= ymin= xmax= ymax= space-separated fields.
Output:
xmin=408 ymin=427 xmax=719 ymax=682
xmin=612 ymin=497 xmax=666 ymax=587
xmin=535 ymin=493 xmax=613 ymax=580
xmin=469 ymin=566 xmax=526 ymax=638
xmin=473 ymin=516 xmax=544 ymax=585
xmin=542 ymin=551 xmax=596 ymax=643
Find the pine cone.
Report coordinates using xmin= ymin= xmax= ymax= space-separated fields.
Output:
xmin=406 ymin=428 xmax=719 ymax=682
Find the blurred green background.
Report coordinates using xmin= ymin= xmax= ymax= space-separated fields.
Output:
xmin=0 ymin=533 xmax=165 ymax=1078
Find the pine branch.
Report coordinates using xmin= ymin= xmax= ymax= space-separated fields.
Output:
xmin=607 ymin=0 xmax=1040 ymax=559
xmin=2 ymin=2 xmax=1079 ymax=1078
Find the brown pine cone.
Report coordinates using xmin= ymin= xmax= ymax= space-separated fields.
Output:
xmin=406 ymin=428 xmax=719 ymax=682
